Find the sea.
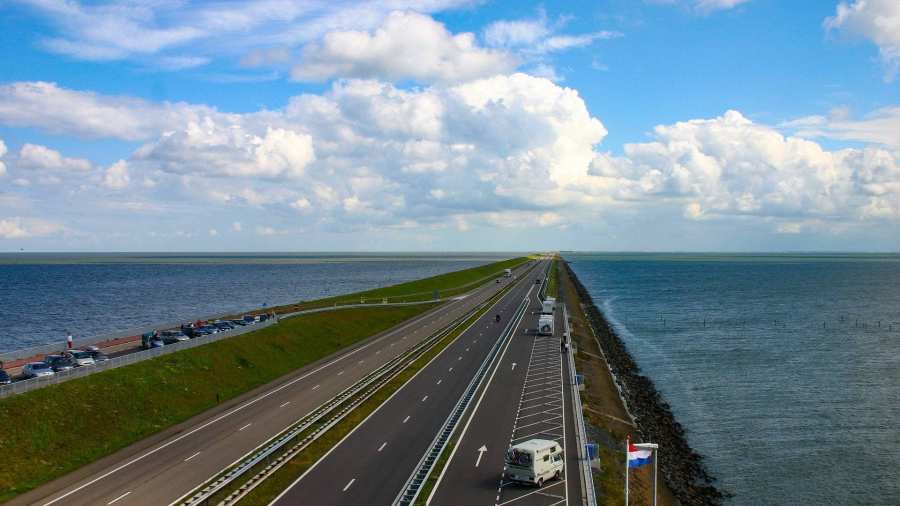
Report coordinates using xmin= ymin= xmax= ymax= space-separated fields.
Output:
xmin=0 ymin=253 xmax=512 ymax=353
xmin=564 ymin=253 xmax=900 ymax=505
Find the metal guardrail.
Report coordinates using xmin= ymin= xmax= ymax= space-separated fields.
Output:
xmin=180 ymin=300 xmax=484 ymax=506
xmin=393 ymin=294 xmax=531 ymax=506
xmin=0 ymin=297 xmax=470 ymax=399
xmin=565 ymin=303 xmax=598 ymax=506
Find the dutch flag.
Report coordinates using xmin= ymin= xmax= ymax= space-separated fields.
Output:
xmin=627 ymin=438 xmax=652 ymax=469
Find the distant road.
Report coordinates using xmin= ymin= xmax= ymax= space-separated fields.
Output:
xmin=11 ymin=261 xmax=538 ymax=506
xmin=269 ymin=259 xmax=551 ymax=505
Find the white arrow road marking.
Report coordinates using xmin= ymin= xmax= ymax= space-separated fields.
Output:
xmin=476 ymin=445 xmax=488 ymax=467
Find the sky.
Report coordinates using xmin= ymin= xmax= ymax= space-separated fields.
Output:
xmin=0 ymin=0 xmax=899 ymax=252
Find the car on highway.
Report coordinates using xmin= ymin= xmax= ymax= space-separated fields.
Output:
xmin=161 ymin=330 xmax=190 ymax=345
xmin=504 ymin=439 xmax=564 ymax=487
xmin=66 ymin=350 xmax=96 ymax=367
xmin=23 ymin=361 xmax=55 ymax=378
xmin=44 ymin=354 xmax=76 ymax=372
xmin=0 ymin=369 xmax=11 ymax=385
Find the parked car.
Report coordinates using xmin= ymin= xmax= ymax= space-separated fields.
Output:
xmin=141 ymin=331 xmax=165 ymax=349
xmin=44 ymin=354 xmax=76 ymax=372
xmin=198 ymin=325 xmax=219 ymax=335
xmin=160 ymin=330 xmax=190 ymax=345
xmin=86 ymin=347 xmax=110 ymax=362
xmin=0 ymin=369 xmax=11 ymax=385
xmin=242 ymin=315 xmax=256 ymax=324
xmin=230 ymin=319 xmax=248 ymax=326
xmin=66 ymin=350 xmax=96 ymax=367
xmin=213 ymin=321 xmax=234 ymax=331
xmin=23 ymin=361 xmax=55 ymax=378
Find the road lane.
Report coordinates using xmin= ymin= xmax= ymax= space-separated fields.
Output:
xmin=269 ymin=260 xmax=548 ymax=506
xmin=12 ymin=261 xmax=538 ymax=506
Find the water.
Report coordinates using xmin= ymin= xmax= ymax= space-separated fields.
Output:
xmin=565 ymin=253 xmax=900 ymax=505
xmin=0 ymin=253 xmax=511 ymax=352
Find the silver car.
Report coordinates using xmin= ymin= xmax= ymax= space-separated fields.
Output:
xmin=67 ymin=350 xmax=96 ymax=367
xmin=23 ymin=362 xmax=55 ymax=378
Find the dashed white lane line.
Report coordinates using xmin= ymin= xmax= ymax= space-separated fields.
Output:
xmin=422 ymin=395 xmax=429 ymax=402
xmin=106 ymin=492 xmax=131 ymax=505
xmin=312 ymin=384 xmax=320 ymax=390
xmin=239 ymin=423 xmax=252 ymax=431
xmin=458 ymin=356 xmax=463 ymax=361
xmin=358 ymin=360 xmax=364 ymax=364
xmin=343 ymin=478 xmax=356 ymax=492
xmin=437 ymin=379 xmax=443 ymax=385
xmin=376 ymin=350 xmax=381 ymax=354
xmin=403 ymin=415 xmax=411 ymax=423
xmin=449 ymin=367 xmax=454 ymax=372
xmin=184 ymin=451 xmax=201 ymax=462
xmin=378 ymin=442 xmax=387 ymax=452
xmin=337 ymin=370 xmax=344 ymax=376
xmin=279 ymin=401 xmax=291 ymax=408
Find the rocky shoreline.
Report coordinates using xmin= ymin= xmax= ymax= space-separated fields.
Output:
xmin=563 ymin=260 xmax=728 ymax=505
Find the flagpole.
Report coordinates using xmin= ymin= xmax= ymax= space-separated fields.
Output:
xmin=625 ymin=436 xmax=629 ymax=506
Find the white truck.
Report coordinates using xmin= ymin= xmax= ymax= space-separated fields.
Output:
xmin=541 ymin=296 xmax=555 ymax=315
xmin=504 ymin=268 xmax=512 ymax=278
xmin=537 ymin=314 xmax=554 ymax=335
xmin=504 ymin=439 xmax=565 ymax=487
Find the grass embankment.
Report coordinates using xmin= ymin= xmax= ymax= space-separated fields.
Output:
xmin=546 ymin=256 xmax=559 ymax=298
xmin=233 ymin=287 xmax=508 ymax=506
xmin=270 ymin=256 xmax=528 ymax=312
xmin=0 ymin=304 xmax=434 ymax=502
xmin=558 ymin=261 xmax=678 ymax=506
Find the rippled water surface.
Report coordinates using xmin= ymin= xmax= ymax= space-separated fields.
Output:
xmin=0 ymin=253 xmax=511 ymax=352
xmin=565 ymin=253 xmax=900 ymax=505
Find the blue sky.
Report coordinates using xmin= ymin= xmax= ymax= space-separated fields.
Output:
xmin=0 ymin=0 xmax=899 ymax=251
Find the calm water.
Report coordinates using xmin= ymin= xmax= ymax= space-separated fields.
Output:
xmin=565 ymin=253 xmax=900 ymax=505
xmin=0 ymin=253 xmax=511 ymax=352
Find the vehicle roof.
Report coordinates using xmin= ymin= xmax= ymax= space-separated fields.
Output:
xmin=27 ymin=361 xmax=49 ymax=366
xmin=511 ymin=439 xmax=560 ymax=452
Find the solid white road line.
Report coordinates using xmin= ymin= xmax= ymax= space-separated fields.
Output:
xmin=378 ymin=442 xmax=387 ymax=452
xmin=343 ymin=479 xmax=356 ymax=492
xmin=239 ymin=423 xmax=252 ymax=431
xmin=106 ymin=492 xmax=131 ymax=505
xmin=403 ymin=415 xmax=411 ymax=423
xmin=184 ymin=452 xmax=201 ymax=462
xmin=280 ymin=401 xmax=291 ymax=408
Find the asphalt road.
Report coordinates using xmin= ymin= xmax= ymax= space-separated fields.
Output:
xmin=12 ymin=260 xmax=539 ymax=506
xmin=429 ymin=281 xmax=583 ymax=506
xmin=270 ymin=260 xmax=550 ymax=506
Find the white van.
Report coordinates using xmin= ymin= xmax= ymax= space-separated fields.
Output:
xmin=504 ymin=439 xmax=564 ymax=487
xmin=537 ymin=314 xmax=554 ymax=335
xmin=541 ymin=297 xmax=555 ymax=314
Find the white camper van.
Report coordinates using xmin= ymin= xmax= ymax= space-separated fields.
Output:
xmin=538 ymin=314 xmax=554 ymax=335
xmin=504 ymin=439 xmax=564 ymax=487
xmin=541 ymin=297 xmax=555 ymax=314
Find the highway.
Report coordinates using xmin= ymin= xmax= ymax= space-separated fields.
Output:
xmin=270 ymin=259 xmax=552 ymax=505
xmin=428 ymin=299 xmax=582 ymax=506
xmin=11 ymin=260 xmax=538 ymax=506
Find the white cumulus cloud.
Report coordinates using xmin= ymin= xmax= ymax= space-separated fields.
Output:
xmin=104 ymin=160 xmax=131 ymax=189
xmin=0 ymin=217 xmax=62 ymax=239
xmin=291 ymin=11 xmax=515 ymax=84
xmin=0 ymin=138 xmax=7 ymax=176
xmin=16 ymin=143 xmax=93 ymax=172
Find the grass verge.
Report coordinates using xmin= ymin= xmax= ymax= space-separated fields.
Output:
xmin=546 ymin=256 xmax=559 ymax=298
xmin=231 ymin=286 xmax=510 ymax=506
xmin=0 ymin=303 xmax=435 ymax=502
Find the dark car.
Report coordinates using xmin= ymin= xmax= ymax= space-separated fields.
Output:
xmin=161 ymin=330 xmax=189 ymax=345
xmin=198 ymin=325 xmax=219 ymax=335
xmin=0 ymin=369 xmax=11 ymax=385
xmin=213 ymin=321 xmax=234 ymax=331
xmin=45 ymin=355 xmax=76 ymax=372
xmin=87 ymin=348 xmax=110 ymax=362
xmin=242 ymin=315 xmax=256 ymax=324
